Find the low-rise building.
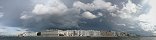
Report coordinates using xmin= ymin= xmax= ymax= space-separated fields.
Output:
xmin=18 ymin=30 xmax=137 ymax=37
xmin=18 ymin=32 xmax=37 ymax=37
xmin=39 ymin=30 xmax=59 ymax=37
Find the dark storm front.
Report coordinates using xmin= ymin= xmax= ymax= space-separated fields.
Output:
xmin=0 ymin=37 xmax=143 ymax=40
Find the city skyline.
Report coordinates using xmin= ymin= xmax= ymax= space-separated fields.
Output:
xmin=0 ymin=0 xmax=155 ymax=36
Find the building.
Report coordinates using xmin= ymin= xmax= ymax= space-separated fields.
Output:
xmin=18 ymin=30 xmax=137 ymax=37
xmin=100 ymin=31 xmax=116 ymax=37
xmin=18 ymin=32 xmax=37 ymax=37
xmin=38 ymin=30 xmax=59 ymax=37
xmin=116 ymin=32 xmax=128 ymax=37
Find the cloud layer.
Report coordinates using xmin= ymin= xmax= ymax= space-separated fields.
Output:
xmin=73 ymin=0 xmax=117 ymax=11
xmin=0 ymin=0 xmax=155 ymax=36
xmin=18 ymin=0 xmax=154 ymax=36
xmin=0 ymin=24 xmax=28 ymax=36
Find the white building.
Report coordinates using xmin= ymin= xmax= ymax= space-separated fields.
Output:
xmin=17 ymin=30 xmax=136 ymax=37
xmin=18 ymin=32 xmax=37 ymax=37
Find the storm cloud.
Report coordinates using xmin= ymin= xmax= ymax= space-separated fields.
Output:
xmin=0 ymin=0 xmax=155 ymax=36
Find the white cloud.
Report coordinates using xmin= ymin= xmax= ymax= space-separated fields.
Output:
xmin=142 ymin=0 xmax=148 ymax=4
xmin=98 ymin=12 xmax=103 ymax=16
xmin=20 ymin=15 xmax=33 ymax=20
xmin=32 ymin=4 xmax=51 ymax=15
xmin=121 ymin=0 xmax=139 ymax=13
xmin=73 ymin=1 xmax=96 ymax=11
xmin=20 ymin=0 xmax=81 ymax=28
xmin=111 ymin=0 xmax=141 ymax=18
xmin=21 ymin=0 xmax=68 ymax=19
xmin=20 ymin=11 xmax=33 ymax=20
xmin=110 ymin=13 xmax=117 ymax=16
xmin=93 ymin=0 xmax=117 ymax=11
xmin=32 ymin=0 xmax=67 ymax=15
xmin=73 ymin=0 xmax=140 ymax=19
xmin=138 ymin=22 xmax=156 ymax=31
xmin=0 ymin=12 xmax=4 ymax=18
xmin=81 ymin=11 xmax=97 ymax=19
xmin=0 ymin=24 xmax=28 ymax=36
xmin=137 ymin=0 xmax=156 ymax=32
xmin=117 ymin=24 xmax=126 ymax=26
xmin=73 ymin=0 xmax=117 ymax=11
xmin=119 ymin=0 xmax=140 ymax=18
xmin=0 ymin=6 xmax=2 ymax=9
xmin=129 ymin=26 xmax=135 ymax=29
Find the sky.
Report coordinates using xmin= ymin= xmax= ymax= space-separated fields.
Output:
xmin=0 ymin=0 xmax=155 ymax=36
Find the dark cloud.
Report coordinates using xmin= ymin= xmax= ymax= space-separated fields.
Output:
xmin=0 ymin=0 xmax=154 ymax=36
xmin=0 ymin=0 xmax=32 ymax=27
